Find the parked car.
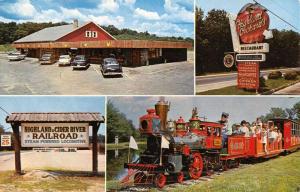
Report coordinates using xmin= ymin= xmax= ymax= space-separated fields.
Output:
xmin=40 ymin=53 xmax=55 ymax=65
xmin=58 ymin=55 xmax=72 ymax=66
xmin=71 ymin=55 xmax=90 ymax=70
xmin=101 ymin=58 xmax=123 ymax=76
xmin=7 ymin=52 xmax=26 ymax=61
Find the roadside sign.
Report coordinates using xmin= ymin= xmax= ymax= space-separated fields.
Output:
xmin=21 ymin=123 xmax=89 ymax=148
xmin=238 ymin=43 xmax=269 ymax=53
xmin=1 ymin=134 xmax=11 ymax=147
xmin=223 ymin=54 xmax=235 ymax=68
xmin=235 ymin=4 xmax=270 ymax=44
xmin=236 ymin=54 xmax=266 ymax=62
xmin=237 ymin=62 xmax=260 ymax=89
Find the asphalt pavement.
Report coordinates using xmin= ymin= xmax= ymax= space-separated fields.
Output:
xmin=196 ymin=67 xmax=300 ymax=92
xmin=0 ymin=51 xmax=194 ymax=95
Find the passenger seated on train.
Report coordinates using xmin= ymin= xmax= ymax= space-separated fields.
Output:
xmin=232 ymin=124 xmax=240 ymax=135
xmin=239 ymin=120 xmax=250 ymax=137
xmin=250 ymin=122 xmax=257 ymax=137
xmin=255 ymin=124 xmax=262 ymax=139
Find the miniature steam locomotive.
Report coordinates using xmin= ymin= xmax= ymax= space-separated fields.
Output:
xmin=122 ymin=99 xmax=300 ymax=188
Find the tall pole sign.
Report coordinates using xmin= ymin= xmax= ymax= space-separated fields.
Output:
xmin=227 ymin=3 xmax=272 ymax=92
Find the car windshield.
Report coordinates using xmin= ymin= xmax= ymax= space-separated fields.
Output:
xmin=43 ymin=54 xmax=51 ymax=57
xmin=104 ymin=59 xmax=118 ymax=65
xmin=60 ymin=55 xmax=69 ymax=59
xmin=75 ymin=55 xmax=85 ymax=61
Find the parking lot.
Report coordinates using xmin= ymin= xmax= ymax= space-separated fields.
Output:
xmin=0 ymin=51 xmax=194 ymax=95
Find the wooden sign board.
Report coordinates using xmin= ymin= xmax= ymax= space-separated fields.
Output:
xmin=1 ymin=135 xmax=11 ymax=147
xmin=237 ymin=62 xmax=260 ymax=89
xmin=21 ymin=123 xmax=89 ymax=147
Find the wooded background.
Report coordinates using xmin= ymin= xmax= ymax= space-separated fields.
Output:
xmin=196 ymin=7 xmax=300 ymax=75
xmin=0 ymin=22 xmax=193 ymax=45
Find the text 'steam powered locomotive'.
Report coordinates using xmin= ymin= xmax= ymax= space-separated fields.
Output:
xmin=121 ymin=98 xmax=300 ymax=188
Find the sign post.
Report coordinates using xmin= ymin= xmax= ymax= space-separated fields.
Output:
xmin=226 ymin=3 xmax=272 ymax=92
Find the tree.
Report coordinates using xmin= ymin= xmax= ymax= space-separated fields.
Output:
xmin=106 ymin=100 xmax=140 ymax=143
xmin=292 ymin=102 xmax=300 ymax=120
xmin=0 ymin=124 xmax=4 ymax=134
xmin=260 ymin=107 xmax=288 ymax=122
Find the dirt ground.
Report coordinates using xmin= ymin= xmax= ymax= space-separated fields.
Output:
xmin=0 ymin=150 xmax=105 ymax=192
xmin=0 ymin=150 xmax=105 ymax=172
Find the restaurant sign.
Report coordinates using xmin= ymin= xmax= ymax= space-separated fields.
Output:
xmin=21 ymin=123 xmax=89 ymax=147
xmin=237 ymin=62 xmax=259 ymax=89
xmin=235 ymin=3 xmax=270 ymax=44
xmin=238 ymin=43 xmax=269 ymax=53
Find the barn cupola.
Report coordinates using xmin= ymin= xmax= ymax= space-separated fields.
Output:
xmin=73 ymin=19 xmax=79 ymax=28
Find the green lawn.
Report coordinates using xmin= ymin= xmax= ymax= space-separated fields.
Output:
xmin=198 ymin=77 xmax=300 ymax=95
xmin=170 ymin=150 xmax=300 ymax=192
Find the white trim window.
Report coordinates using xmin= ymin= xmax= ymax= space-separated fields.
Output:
xmin=85 ymin=31 xmax=91 ymax=37
xmin=92 ymin=31 xmax=98 ymax=38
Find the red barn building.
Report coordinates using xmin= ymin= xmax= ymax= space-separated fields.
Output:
xmin=12 ymin=20 xmax=192 ymax=66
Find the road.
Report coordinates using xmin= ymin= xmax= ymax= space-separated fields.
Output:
xmin=0 ymin=51 xmax=194 ymax=95
xmin=0 ymin=150 xmax=105 ymax=172
xmin=196 ymin=67 xmax=300 ymax=92
xmin=274 ymin=82 xmax=300 ymax=95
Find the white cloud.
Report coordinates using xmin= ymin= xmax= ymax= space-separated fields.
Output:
xmin=134 ymin=8 xmax=160 ymax=20
xmin=134 ymin=21 xmax=190 ymax=37
xmin=98 ymin=0 xmax=119 ymax=13
xmin=123 ymin=0 xmax=136 ymax=5
xmin=162 ymin=0 xmax=194 ymax=23
xmin=7 ymin=0 xmax=37 ymax=17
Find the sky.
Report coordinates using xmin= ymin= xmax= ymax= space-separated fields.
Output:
xmin=0 ymin=96 xmax=106 ymax=135
xmin=0 ymin=0 xmax=194 ymax=38
xmin=196 ymin=0 xmax=300 ymax=32
xmin=109 ymin=96 xmax=300 ymax=128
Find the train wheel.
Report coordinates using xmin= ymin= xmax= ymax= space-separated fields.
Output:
xmin=154 ymin=173 xmax=167 ymax=188
xmin=188 ymin=152 xmax=203 ymax=179
xmin=176 ymin=171 xmax=184 ymax=183
xmin=222 ymin=161 xmax=228 ymax=171
xmin=134 ymin=172 xmax=146 ymax=184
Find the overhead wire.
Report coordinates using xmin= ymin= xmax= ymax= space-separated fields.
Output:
xmin=253 ymin=0 xmax=299 ymax=31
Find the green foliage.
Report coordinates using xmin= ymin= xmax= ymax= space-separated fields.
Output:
xmin=259 ymin=76 xmax=266 ymax=87
xmin=195 ymin=7 xmax=300 ymax=75
xmin=0 ymin=21 xmax=68 ymax=44
xmin=284 ymin=71 xmax=298 ymax=80
xmin=268 ymin=71 xmax=282 ymax=79
xmin=107 ymin=100 xmax=140 ymax=143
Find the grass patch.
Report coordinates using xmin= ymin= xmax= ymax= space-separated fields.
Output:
xmin=0 ymin=170 xmax=101 ymax=191
xmin=106 ymin=141 xmax=146 ymax=150
xmin=0 ymin=44 xmax=15 ymax=52
xmin=170 ymin=151 xmax=300 ymax=192
xmin=198 ymin=76 xmax=300 ymax=95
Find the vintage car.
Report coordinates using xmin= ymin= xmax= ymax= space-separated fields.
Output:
xmin=40 ymin=53 xmax=55 ymax=65
xmin=101 ymin=58 xmax=123 ymax=76
xmin=7 ymin=52 xmax=26 ymax=61
xmin=71 ymin=55 xmax=90 ymax=70
xmin=58 ymin=55 xmax=72 ymax=66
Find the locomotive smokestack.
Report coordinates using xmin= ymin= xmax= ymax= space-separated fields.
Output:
xmin=155 ymin=97 xmax=170 ymax=132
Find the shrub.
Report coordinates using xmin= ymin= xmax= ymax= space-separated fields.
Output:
xmin=268 ymin=71 xmax=282 ymax=79
xmin=284 ymin=71 xmax=298 ymax=80
xmin=259 ymin=76 xmax=266 ymax=87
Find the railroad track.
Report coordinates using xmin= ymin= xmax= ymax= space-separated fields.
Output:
xmin=116 ymin=164 xmax=251 ymax=192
